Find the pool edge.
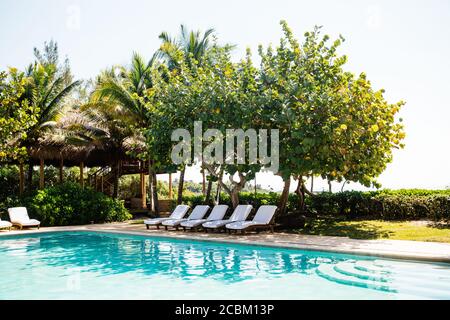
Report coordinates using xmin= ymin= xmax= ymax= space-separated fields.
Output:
xmin=1 ymin=225 xmax=450 ymax=264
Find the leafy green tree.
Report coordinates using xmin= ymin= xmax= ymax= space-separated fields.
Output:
xmin=259 ymin=21 xmax=405 ymax=213
xmin=146 ymin=46 xmax=264 ymax=208
xmin=157 ymin=25 xmax=218 ymax=204
xmin=0 ymin=69 xmax=38 ymax=161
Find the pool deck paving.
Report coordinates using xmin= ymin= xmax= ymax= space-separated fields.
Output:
xmin=1 ymin=222 xmax=450 ymax=263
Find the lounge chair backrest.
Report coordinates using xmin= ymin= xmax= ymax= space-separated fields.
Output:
xmin=170 ymin=205 xmax=190 ymax=219
xmin=189 ymin=205 xmax=210 ymax=220
xmin=208 ymin=205 xmax=229 ymax=221
xmin=230 ymin=205 xmax=253 ymax=222
xmin=8 ymin=207 xmax=30 ymax=223
xmin=253 ymin=205 xmax=277 ymax=224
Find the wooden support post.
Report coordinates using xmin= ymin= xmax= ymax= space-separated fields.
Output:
xmin=140 ymin=161 xmax=147 ymax=209
xmin=19 ymin=163 xmax=24 ymax=195
xmin=80 ymin=162 xmax=84 ymax=188
xmin=101 ymin=174 xmax=104 ymax=192
xmin=148 ymin=161 xmax=153 ymax=212
xmin=141 ymin=172 xmax=147 ymax=209
xmin=39 ymin=159 xmax=44 ymax=189
xmin=59 ymin=158 xmax=64 ymax=184
xmin=168 ymin=173 xmax=173 ymax=200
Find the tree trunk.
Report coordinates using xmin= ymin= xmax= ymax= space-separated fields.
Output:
xmin=328 ymin=180 xmax=332 ymax=193
xmin=177 ymin=166 xmax=185 ymax=205
xmin=205 ymin=178 xmax=213 ymax=204
xmin=217 ymin=172 xmax=246 ymax=209
xmin=230 ymin=190 xmax=240 ymax=209
xmin=278 ymin=177 xmax=291 ymax=215
xmin=215 ymin=180 xmax=221 ymax=204
xmin=152 ymin=170 xmax=159 ymax=214
xmin=202 ymin=169 xmax=206 ymax=195
xmin=310 ymin=175 xmax=314 ymax=193
xmin=295 ymin=178 xmax=306 ymax=212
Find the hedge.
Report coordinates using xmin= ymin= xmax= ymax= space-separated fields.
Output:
xmin=1 ymin=182 xmax=131 ymax=226
xmin=182 ymin=189 xmax=450 ymax=221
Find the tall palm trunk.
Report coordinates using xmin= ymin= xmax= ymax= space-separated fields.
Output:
xmin=177 ymin=166 xmax=185 ymax=205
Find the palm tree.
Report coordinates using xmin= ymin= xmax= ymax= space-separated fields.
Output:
xmin=158 ymin=25 xmax=215 ymax=70
xmin=91 ymin=52 xmax=159 ymax=126
xmin=20 ymin=42 xmax=80 ymax=189
xmin=63 ymin=99 xmax=137 ymax=198
xmin=88 ymin=53 xmax=159 ymax=204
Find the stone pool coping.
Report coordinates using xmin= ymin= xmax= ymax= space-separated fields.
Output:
xmin=1 ymin=222 xmax=450 ymax=263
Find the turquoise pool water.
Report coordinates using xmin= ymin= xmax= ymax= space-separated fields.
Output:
xmin=0 ymin=231 xmax=450 ymax=299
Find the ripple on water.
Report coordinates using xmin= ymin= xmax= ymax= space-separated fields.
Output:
xmin=0 ymin=231 xmax=449 ymax=299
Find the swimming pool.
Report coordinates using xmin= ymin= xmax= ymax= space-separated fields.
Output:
xmin=1 ymin=231 xmax=449 ymax=299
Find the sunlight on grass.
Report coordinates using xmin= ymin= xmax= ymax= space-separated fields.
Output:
xmin=297 ymin=219 xmax=450 ymax=243
xmin=129 ymin=219 xmax=144 ymax=225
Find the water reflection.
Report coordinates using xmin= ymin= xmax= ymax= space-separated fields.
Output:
xmin=0 ymin=232 xmax=338 ymax=283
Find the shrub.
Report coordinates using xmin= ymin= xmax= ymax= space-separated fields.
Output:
xmin=11 ymin=182 xmax=131 ymax=226
xmin=182 ymin=189 xmax=450 ymax=221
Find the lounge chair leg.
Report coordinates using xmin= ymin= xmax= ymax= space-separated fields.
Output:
xmin=146 ymin=225 xmax=149 ymax=230
xmin=156 ymin=225 xmax=159 ymax=230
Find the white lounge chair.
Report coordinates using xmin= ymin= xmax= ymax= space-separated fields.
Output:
xmin=7 ymin=207 xmax=40 ymax=230
xmin=202 ymin=205 xmax=253 ymax=231
xmin=0 ymin=218 xmax=12 ymax=231
xmin=226 ymin=205 xmax=278 ymax=233
xmin=162 ymin=205 xmax=210 ymax=230
xmin=144 ymin=205 xmax=190 ymax=229
xmin=180 ymin=204 xmax=229 ymax=231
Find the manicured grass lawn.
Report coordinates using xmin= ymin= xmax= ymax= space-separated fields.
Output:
xmin=128 ymin=216 xmax=450 ymax=243
xmin=296 ymin=218 xmax=450 ymax=243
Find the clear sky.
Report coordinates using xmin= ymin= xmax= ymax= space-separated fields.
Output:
xmin=1 ymin=0 xmax=449 ymax=191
